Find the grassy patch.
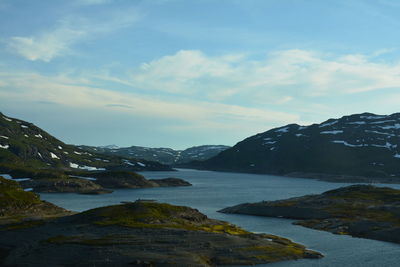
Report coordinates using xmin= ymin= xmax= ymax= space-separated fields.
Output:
xmin=84 ymin=202 xmax=250 ymax=235
xmin=1 ymin=220 xmax=44 ymax=231
xmin=326 ymin=185 xmax=400 ymax=203
xmin=0 ymin=176 xmax=41 ymax=210
xmin=242 ymin=243 xmax=305 ymax=262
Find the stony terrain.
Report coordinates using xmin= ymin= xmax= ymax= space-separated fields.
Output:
xmin=5 ymin=169 xmax=192 ymax=194
xmin=0 ymin=176 xmax=72 ymax=224
xmin=79 ymin=144 xmax=230 ymax=165
xmin=185 ymin=112 xmax=400 ymax=182
xmin=0 ymin=112 xmax=171 ymax=172
xmin=221 ymin=185 xmax=400 ymax=244
xmin=0 ymin=182 xmax=322 ymax=266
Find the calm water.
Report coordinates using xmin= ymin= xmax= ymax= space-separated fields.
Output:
xmin=41 ymin=169 xmax=400 ymax=267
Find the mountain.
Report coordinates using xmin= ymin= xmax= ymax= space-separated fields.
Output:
xmin=185 ymin=112 xmax=400 ymax=181
xmin=0 ymin=112 xmax=171 ymax=172
xmin=78 ymin=144 xmax=230 ymax=165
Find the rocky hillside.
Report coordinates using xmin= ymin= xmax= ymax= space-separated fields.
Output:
xmin=79 ymin=144 xmax=230 ymax=165
xmin=221 ymin=185 xmax=400 ymax=244
xmin=186 ymin=112 xmax=400 ymax=182
xmin=0 ymin=176 xmax=70 ymax=221
xmin=0 ymin=112 xmax=171 ymax=172
xmin=0 ymin=200 xmax=322 ymax=266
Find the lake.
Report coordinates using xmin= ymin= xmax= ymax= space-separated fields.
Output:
xmin=40 ymin=169 xmax=400 ymax=267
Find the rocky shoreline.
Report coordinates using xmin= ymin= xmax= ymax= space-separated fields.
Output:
xmin=220 ymin=185 xmax=400 ymax=244
xmin=14 ymin=170 xmax=192 ymax=194
xmin=285 ymin=172 xmax=400 ymax=184
xmin=0 ymin=176 xmax=322 ymax=266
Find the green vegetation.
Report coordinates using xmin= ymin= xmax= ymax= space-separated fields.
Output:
xmin=0 ymin=163 xmax=69 ymax=179
xmin=1 ymin=220 xmax=44 ymax=231
xmin=0 ymin=176 xmax=40 ymax=212
xmin=0 ymin=175 xmax=69 ymax=221
xmin=325 ymin=185 xmax=400 ymax=202
xmin=84 ymin=202 xmax=249 ymax=235
xmin=241 ymin=244 xmax=305 ymax=262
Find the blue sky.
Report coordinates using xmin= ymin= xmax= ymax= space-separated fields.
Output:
xmin=2 ymin=0 xmax=400 ymax=149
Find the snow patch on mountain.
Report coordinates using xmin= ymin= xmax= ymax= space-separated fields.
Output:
xmin=378 ymin=124 xmax=400 ymax=130
xmin=331 ymin=140 xmax=366 ymax=147
xmin=360 ymin=115 xmax=387 ymax=120
xmin=275 ymin=126 xmax=289 ymax=133
xmin=50 ymin=152 xmax=60 ymax=159
xmin=319 ymin=120 xmax=338 ymax=128
xmin=320 ymin=130 xmax=343 ymax=135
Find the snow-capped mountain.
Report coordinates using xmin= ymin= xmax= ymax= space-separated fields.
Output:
xmin=186 ymin=112 xmax=400 ymax=180
xmin=79 ymin=145 xmax=230 ymax=165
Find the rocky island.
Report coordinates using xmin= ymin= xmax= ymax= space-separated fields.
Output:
xmin=1 ymin=164 xmax=191 ymax=194
xmin=221 ymin=185 xmax=400 ymax=244
xmin=19 ymin=170 xmax=191 ymax=194
xmin=0 ymin=176 xmax=322 ymax=266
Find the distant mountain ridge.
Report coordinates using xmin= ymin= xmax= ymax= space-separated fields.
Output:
xmin=0 ymin=112 xmax=171 ymax=171
xmin=184 ymin=112 xmax=400 ymax=181
xmin=79 ymin=144 xmax=230 ymax=165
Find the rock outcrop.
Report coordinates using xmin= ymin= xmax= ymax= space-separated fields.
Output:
xmin=221 ymin=185 xmax=400 ymax=244
xmin=0 ymin=176 xmax=71 ymax=222
xmin=0 ymin=200 xmax=322 ymax=266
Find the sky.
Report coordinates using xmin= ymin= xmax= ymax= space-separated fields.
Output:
xmin=1 ymin=0 xmax=400 ymax=149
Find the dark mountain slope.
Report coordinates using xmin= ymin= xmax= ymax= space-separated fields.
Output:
xmin=187 ymin=112 xmax=400 ymax=181
xmin=0 ymin=112 xmax=171 ymax=172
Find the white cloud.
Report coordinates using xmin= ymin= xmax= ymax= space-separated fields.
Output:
xmin=114 ymin=49 xmax=400 ymax=102
xmin=0 ymin=71 xmax=299 ymax=133
xmin=6 ymin=10 xmax=140 ymax=62
xmin=8 ymin=29 xmax=85 ymax=62
xmin=3 ymin=48 xmax=400 ymax=143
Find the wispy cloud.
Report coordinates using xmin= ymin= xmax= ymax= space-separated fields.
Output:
xmin=3 ymin=48 xmax=400 ymax=144
xmin=7 ymin=28 xmax=85 ymax=62
xmin=0 ymin=71 xmax=299 ymax=133
xmin=108 ymin=49 xmax=400 ymax=103
xmin=6 ymin=9 xmax=141 ymax=62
